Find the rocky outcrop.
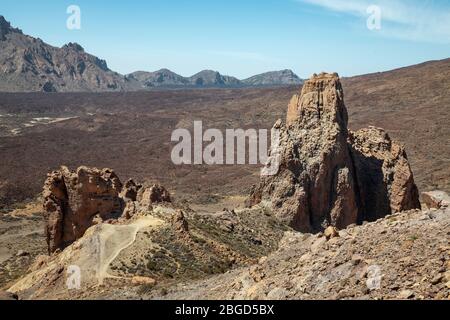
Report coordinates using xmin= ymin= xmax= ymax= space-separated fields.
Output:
xmin=172 ymin=210 xmax=189 ymax=236
xmin=248 ymin=73 xmax=421 ymax=232
xmin=43 ymin=166 xmax=123 ymax=253
xmin=43 ymin=166 xmax=171 ymax=253
xmin=138 ymin=184 xmax=171 ymax=207
xmin=422 ymin=191 xmax=450 ymax=209
xmin=120 ymin=179 xmax=142 ymax=202
xmin=350 ymin=127 xmax=421 ymax=220
xmin=122 ymin=183 xmax=172 ymax=219
xmin=0 ymin=15 xmax=20 ymax=41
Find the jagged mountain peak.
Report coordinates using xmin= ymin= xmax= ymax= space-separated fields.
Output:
xmin=0 ymin=16 xmax=303 ymax=91
xmin=0 ymin=15 xmax=22 ymax=40
xmin=0 ymin=17 xmax=138 ymax=92
xmin=62 ymin=42 xmax=85 ymax=52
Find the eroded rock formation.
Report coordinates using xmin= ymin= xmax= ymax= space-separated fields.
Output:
xmin=350 ymin=127 xmax=421 ymax=220
xmin=248 ymin=73 xmax=420 ymax=232
xmin=43 ymin=166 xmax=171 ymax=253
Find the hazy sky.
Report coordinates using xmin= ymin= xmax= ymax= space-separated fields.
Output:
xmin=2 ymin=0 xmax=450 ymax=78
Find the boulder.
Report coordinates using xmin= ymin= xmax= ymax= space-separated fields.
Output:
xmin=421 ymin=191 xmax=450 ymax=209
xmin=324 ymin=226 xmax=339 ymax=240
xmin=137 ymin=184 xmax=171 ymax=211
xmin=172 ymin=210 xmax=189 ymax=236
xmin=120 ymin=179 xmax=142 ymax=201
xmin=350 ymin=127 xmax=421 ymax=220
xmin=131 ymin=276 xmax=156 ymax=287
xmin=248 ymin=73 xmax=421 ymax=232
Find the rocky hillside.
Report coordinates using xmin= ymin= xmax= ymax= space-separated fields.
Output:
xmin=0 ymin=16 xmax=138 ymax=93
xmin=242 ymin=69 xmax=303 ymax=86
xmin=157 ymin=205 xmax=450 ymax=300
xmin=1 ymin=166 xmax=288 ymax=299
xmin=3 ymin=164 xmax=448 ymax=300
xmin=0 ymin=16 xmax=303 ymax=92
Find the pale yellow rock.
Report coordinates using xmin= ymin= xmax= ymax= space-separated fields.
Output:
xmin=131 ymin=276 xmax=156 ymax=286
xmin=324 ymin=226 xmax=339 ymax=240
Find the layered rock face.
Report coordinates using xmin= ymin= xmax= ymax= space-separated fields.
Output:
xmin=43 ymin=166 xmax=171 ymax=253
xmin=248 ymin=73 xmax=420 ymax=232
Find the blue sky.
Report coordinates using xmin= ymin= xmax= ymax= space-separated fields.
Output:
xmin=1 ymin=0 xmax=450 ymax=78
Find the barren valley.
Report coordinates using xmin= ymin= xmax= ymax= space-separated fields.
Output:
xmin=1 ymin=58 xmax=449 ymax=211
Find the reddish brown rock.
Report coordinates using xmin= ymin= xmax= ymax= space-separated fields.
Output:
xmin=250 ymin=73 xmax=359 ymax=232
xmin=137 ymin=184 xmax=171 ymax=211
xmin=43 ymin=166 xmax=124 ymax=253
xmin=43 ymin=166 xmax=173 ymax=253
xmin=421 ymin=190 xmax=450 ymax=209
xmin=172 ymin=210 xmax=189 ymax=236
xmin=120 ymin=179 xmax=142 ymax=201
xmin=131 ymin=276 xmax=156 ymax=287
xmin=249 ymin=73 xmax=421 ymax=232
xmin=350 ymin=127 xmax=421 ymax=220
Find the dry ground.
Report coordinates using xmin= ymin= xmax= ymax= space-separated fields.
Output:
xmin=1 ymin=60 xmax=449 ymax=211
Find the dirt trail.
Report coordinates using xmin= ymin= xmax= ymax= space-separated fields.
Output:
xmin=94 ymin=216 xmax=164 ymax=284
xmin=7 ymin=215 xmax=165 ymax=294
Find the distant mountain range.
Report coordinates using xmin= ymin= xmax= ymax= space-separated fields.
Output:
xmin=0 ymin=16 xmax=303 ymax=92
xmin=127 ymin=69 xmax=302 ymax=89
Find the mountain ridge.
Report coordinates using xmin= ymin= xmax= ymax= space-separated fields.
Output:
xmin=127 ymin=68 xmax=303 ymax=89
xmin=0 ymin=16 xmax=303 ymax=92
xmin=0 ymin=16 xmax=139 ymax=92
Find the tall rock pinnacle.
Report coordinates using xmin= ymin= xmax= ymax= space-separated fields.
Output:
xmin=248 ymin=73 xmax=420 ymax=232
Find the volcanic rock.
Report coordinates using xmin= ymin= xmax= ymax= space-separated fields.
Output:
xmin=350 ymin=127 xmax=421 ymax=220
xmin=43 ymin=166 xmax=173 ymax=253
xmin=421 ymin=191 xmax=450 ymax=209
xmin=120 ymin=179 xmax=142 ymax=202
xmin=131 ymin=276 xmax=157 ymax=287
xmin=172 ymin=210 xmax=189 ymax=235
xmin=137 ymin=184 xmax=171 ymax=210
xmin=324 ymin=226 xmax=339 ymax=240
xmin=43 ymin=166 xmax=123 ymax=253
xmin=248 ymin=73 xmax=421 ymax=232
